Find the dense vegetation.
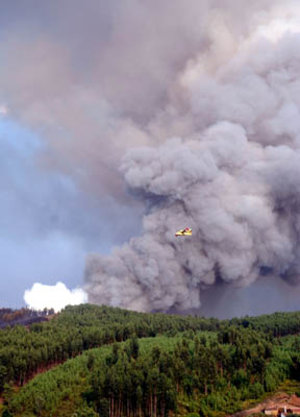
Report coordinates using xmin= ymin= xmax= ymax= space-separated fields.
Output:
xmin=0 ymin=304 xmax=220 ymax=391
xmin=0 ymin=308 xmax=52 ymax=329
xmin=0 ymin=306 xmax=299 ymax=417
xmin=2 ymin=329 xmax=300 ymax=417
xmin=229 ymin=311 xmax=300 ymax=337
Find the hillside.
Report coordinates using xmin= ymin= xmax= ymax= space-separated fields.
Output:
xmin=0 ymin=304 xmax=221 ymax=391
xmin=0 ymin=308 xmax=52 ymax=329
xmin=0 ymin=306 xmax=299 ymax=417
xmin=2 ymin=330 xmax=300 ymax=417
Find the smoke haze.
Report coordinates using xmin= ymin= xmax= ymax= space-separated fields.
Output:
xmin=1 ymin=0 xmax=300 ymax=314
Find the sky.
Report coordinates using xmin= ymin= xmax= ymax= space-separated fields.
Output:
xmin=0 ymin=116 xmax=142 ymax=307
xmin=1 ymin=0 xmax=300 ymax=317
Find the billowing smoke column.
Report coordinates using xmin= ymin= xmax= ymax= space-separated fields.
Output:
xmin=85 ymin=4 xmax=300 ymax=312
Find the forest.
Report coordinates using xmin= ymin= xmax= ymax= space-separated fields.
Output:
xmin=0 ymin=308 xmax=52 ymax=329
xmin=0 ymin=306 xmax=299 ymax=417
xmin=0 ymin=305 xmax=220 ymax=390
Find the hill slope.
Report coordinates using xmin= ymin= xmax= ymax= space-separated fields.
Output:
xmin=0 ymin=306 xmax=299 ymax=417
xmin=0 ymin=304 xmax=221 ymax=391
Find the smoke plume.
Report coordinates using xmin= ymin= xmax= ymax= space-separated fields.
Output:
xmin=85 ymin=1 xmax=300 ymax=312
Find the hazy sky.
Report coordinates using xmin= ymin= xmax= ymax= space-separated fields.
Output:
xmin=0 ymin=116 xmax=142 ymax=307
xmin=1 ymin=0 xmax=300 ymax=316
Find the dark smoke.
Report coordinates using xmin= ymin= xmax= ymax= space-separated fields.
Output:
xmin=85 ymin=1 xmax=300 ymax=312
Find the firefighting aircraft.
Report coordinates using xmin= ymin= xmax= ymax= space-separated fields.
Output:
xmin=175 ymin=227 xmax=192 ymax=237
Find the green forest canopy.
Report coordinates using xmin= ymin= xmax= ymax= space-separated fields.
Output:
xmin=0 ymin=305 xmax=299 ymax=417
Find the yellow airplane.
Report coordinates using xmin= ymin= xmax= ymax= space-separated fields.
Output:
xmin=175 ymin=227 xmax=192 ymax=237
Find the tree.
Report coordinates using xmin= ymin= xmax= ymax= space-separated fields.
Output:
xmin=2 ymin=382 xmax=14 ymax=405
xmin=87 ymin=352 xmax=95 ymax=370
xmin=129 ymin=336 xmax=139 ymax=360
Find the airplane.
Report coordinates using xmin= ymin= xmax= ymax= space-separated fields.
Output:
xmin=175 ymin=227 xmax=192 ymax=237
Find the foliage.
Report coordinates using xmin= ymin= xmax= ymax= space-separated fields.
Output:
xmin=1 ymin=306 xmax=300 ymax=417
xmin=0 ymin=304 xmax=221 ymax=392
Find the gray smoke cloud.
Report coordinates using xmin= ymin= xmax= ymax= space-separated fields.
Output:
xmin=1 ymin=0 xmax=300 ymax=312
xmin=85 ymin=1 xmax=300 ymax=311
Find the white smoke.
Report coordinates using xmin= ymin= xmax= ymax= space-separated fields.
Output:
xmin=24 ymin=282 xmax=87 ymax=312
